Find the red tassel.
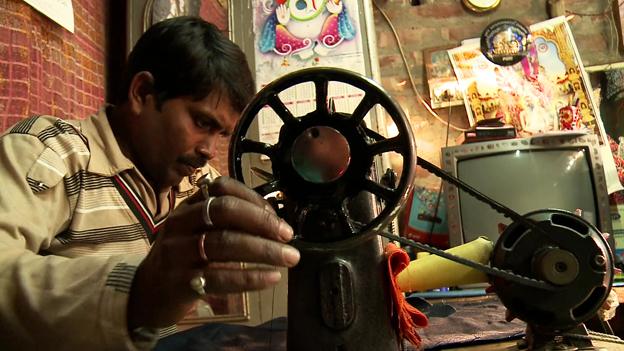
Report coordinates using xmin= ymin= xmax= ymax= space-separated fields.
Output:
xmin=385 ymin=243 xmax=428 ymax=347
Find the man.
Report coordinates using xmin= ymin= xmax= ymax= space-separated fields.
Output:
xmin=0 ymin=16 xmax=299 ymax=350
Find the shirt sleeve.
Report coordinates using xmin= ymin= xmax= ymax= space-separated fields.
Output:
xmin=0 ymin=132 xmax=151 ymax=350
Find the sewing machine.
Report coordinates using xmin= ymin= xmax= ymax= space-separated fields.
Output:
xmin=228 ymin=67 xmax=618 ymax=350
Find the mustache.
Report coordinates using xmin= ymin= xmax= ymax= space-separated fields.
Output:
xmin=178 ymin=155 xmax=208 ymax=169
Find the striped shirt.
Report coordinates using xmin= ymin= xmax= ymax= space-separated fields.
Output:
xmin=0 ymin=107 xmax=179 ymax=350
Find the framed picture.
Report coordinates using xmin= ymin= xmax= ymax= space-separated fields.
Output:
xmin=142 ymin=0 xmax=228 ymax=33
xmin=400 ymin=186 xmax=449 ymax=250
xmin=447 ymin=17 xmax=606 ymax=142
xmin=174 ymin=164 xmax=251 ymax=326
xmin=423 ymin=45 xmax=464 ymax=109
xmin=179 ymin=290 xmax=250 ymax=326
xmin=124 ymin=0 xmax=251 ymax=327
xmin=126 ymin=0 xmax=228 ymax=54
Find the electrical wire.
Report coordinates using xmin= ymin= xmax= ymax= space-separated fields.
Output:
xmin=372 ymin=0 xmax=469 ymax=132
xmin=427 ymin=99 xmax=453 ymax=245
xmin=565 ymin=0 xmax=622 ymax=54
xmin=565 ymin=0 xmax=621 ymax=17
xmin=608 ymin=5 xmax=618 ymax=53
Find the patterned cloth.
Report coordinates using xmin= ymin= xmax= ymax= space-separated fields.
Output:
xmin=0 ymin=107 xmax=173 ymax=350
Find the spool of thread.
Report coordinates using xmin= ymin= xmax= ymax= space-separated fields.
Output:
xmin=397 ymin=237 xmax=494 ymax=292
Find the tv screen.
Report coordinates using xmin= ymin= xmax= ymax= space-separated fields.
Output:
xmin=442 ymin=134 xmax=612 ymax=248
xmin=458 ymin=148 xmax=596 ymax=241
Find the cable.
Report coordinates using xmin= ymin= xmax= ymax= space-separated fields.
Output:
xmin=565 ymin=0 xmax=622 ymax=54
xmin=427 ymin=99 xmax=453 ymax=245
xmin=565 ymin=0 xmax=620 ymax=17
xmin=372 ymin=0 xmax=469 ymax=132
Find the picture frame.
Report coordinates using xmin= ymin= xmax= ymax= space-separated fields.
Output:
xmin=126 ymin=0 xmax=228 ymax=54
xmin=145 ymin=0 xmax=249 ymax=314
xmin=142 ymin=0 xmax=228 ymax=33
xmin=179 ymin=289 xmax=251 ymax=326
xmin=423 ymin=45 xmax=464 ymax=109
xmin=447 ymin=17 xmax=607 ymax=142
xmin=173 ymin=164 xmax=251 ymax=327
xmin=400 ymin=186 xmax=449 ymax=250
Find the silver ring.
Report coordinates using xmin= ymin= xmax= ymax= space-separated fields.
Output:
xmin=202 ymin=196 xmax=216 ymax=227
xmin=198 ymin=233 xmax=208 ymax=262
xmin=190 ymin=275 xmax=207 ymax=296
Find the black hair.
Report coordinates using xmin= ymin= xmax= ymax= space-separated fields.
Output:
xmin=119 ymin=16 xmax=254 ymax=113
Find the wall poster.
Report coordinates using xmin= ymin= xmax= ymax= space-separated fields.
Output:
xmin=448 ymin=17 xmax=605 ymax=141
xmin=252 ymin=0 xmax=368 ymax=144
xmin=23 ymin=0 xmax=74 ymax=32
xmin=448 ymin=16 xmax=622 ymax=193
xmin=424 ymin=45 xmax=465 ymax=109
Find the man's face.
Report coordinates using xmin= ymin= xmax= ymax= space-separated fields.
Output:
xmin=133 ymin=91 xmax=239 ymax=192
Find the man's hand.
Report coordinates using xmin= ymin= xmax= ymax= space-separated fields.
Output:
xmin=127 ymin=177 xmax=299 ymax=329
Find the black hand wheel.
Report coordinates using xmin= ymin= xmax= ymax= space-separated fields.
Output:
xmin=229 ymin=67 xmax=416 ymax=242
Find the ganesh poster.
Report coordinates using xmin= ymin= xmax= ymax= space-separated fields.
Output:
xmin=252 ymin=0 xmax=367 ymax=144
xmin=448 ymin=17 xmax=606 ymax=141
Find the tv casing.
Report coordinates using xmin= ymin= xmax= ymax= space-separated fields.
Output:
xmin=441 ymin=134 xmax=613 ymax=249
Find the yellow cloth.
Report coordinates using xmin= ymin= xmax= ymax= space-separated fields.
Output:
xmin=397 ymin=237 xmax=493 ymax=292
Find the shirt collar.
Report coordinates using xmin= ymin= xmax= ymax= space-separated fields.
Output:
xmin=77 ymin=106 xmax=135 ymax=176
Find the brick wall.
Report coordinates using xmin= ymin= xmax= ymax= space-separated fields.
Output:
xmin=373 ymin=0 xmax=624 ymax=188
xmin=0 ymin=0 xmax=106 ymax=131
xmin=0 ymin=0 xmax=238 ymax=176
xmin=2 ymin=1 xmax=619 ymax=178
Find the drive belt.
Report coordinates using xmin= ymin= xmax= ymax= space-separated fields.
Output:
xmin=361 ymin=156 xmax=556 ymax=291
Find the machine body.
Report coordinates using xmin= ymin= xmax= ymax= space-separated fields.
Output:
xmin=230 ymin=68 xmax=416 ymax=350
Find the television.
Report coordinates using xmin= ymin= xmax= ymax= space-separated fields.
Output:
xmin=441 ymin=134 xmax=613 ymax=249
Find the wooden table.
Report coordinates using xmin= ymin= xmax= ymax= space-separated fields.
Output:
xmin=443 ymin=339 xmax=623 ymax=350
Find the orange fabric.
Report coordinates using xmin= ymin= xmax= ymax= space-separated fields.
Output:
xmin=385 ymin=243 xmax=429 ymax=347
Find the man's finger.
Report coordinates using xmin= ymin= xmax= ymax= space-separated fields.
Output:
xmin=201 ymin=229 xmax=300 ymax=267
xmin=205 ymin=196 xmax=293 ymax=242
xmin=205 ymin=176 xmax=276 ymax=214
